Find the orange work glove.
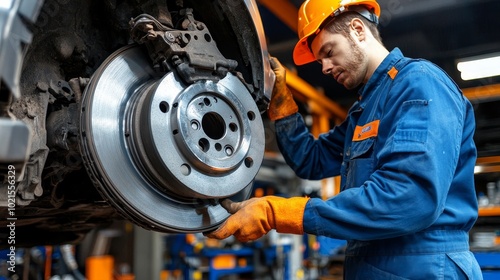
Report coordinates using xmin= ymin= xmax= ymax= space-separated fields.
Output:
xmin=205 ymin=196 xmax=309 ymax=242
xmin=268 ymin=56 xmax=299 ymax=121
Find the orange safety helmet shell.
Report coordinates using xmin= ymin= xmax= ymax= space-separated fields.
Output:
xmin=293 ymin=0 xmax=381 ymax=65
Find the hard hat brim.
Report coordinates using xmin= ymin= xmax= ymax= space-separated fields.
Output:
xmin=293 ymin=36 xmax=317 ymax=66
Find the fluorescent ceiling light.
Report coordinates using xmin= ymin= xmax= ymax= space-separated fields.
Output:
xmin=474 ymin=165 xmax=482 ymax=174
xmin=0 ymin=0 xmax=13 ymax=9
xmin=457 ymin=53 xmax=500 ymax=81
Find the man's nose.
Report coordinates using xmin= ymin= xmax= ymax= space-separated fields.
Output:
xmin=322 ymin=61 xmax=333 ymax=75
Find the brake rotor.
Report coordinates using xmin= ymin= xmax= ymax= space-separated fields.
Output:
xmin=80 ymin=44 xmax=264 ymax=232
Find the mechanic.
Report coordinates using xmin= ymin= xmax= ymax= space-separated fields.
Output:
xmin=206 ymin=0 xmax=482 ymax=278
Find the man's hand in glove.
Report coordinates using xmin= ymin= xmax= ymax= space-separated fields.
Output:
xmin=268 ymin=56 xmax=299 ymax=121
xmin=205 ymin=196 xmax=309 ymax=242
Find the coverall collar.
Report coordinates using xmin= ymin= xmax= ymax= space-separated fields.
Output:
xmin=358 ymin=47 xmax=404 ymax=101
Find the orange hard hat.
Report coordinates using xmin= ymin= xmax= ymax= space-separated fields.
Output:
xmin=293 ymin=0 xmax=381 ymax=65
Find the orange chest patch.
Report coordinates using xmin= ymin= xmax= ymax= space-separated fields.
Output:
xmin=353 ymin=120 xmax=380 ymax=141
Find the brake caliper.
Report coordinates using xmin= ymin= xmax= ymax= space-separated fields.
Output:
xmin=129 ymin=10 xmax=238 ymax=84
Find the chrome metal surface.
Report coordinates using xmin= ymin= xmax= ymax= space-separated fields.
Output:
xmin=80 ymin=44 xmax=264 ymax=232
xmin=0 ymin=0 xmax=43 ymax=99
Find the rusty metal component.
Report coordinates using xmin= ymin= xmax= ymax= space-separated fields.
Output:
xmin=130 ymin=10 xmax=238 ymax=84
xmin=1 ymin=88 xmax=51 ymax=206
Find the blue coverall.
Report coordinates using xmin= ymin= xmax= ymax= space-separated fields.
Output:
xmin=275 ymin=48 xmax=483 ymax=279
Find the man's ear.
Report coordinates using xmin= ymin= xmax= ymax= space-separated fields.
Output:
xmin=350 ymin=18 xmax=366 ymax=42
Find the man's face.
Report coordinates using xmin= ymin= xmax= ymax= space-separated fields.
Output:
xmin=310 ymin=28 xmax=368 ymax=90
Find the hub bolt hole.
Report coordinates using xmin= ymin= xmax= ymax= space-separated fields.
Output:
xmin=229 ymin=122 xmax=238 ymax=132
xmin=225 ymin=145 xmax=234 ymax=156
xmin=180 ymin=164 xmax=191 ymax=176
xmin=199 ymin=138 xmax=210 ymax=152
xmin=215 ymin=143 xmax=222 ymax=151
xmin=191 ymin=120 xmax=200 ymax=130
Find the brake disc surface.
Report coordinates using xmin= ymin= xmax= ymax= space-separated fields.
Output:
xmin=80 ymin=45 xmax=264 ymax=232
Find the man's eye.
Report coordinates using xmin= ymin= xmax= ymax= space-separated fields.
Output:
xmin=328 ymin=50 xmax=333 ymax=57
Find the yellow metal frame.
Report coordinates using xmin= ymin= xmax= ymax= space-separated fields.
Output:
xmin=475 ymin=156 xmax=500 ymax=174
xmin=257 ymin=0 xmax=298 ymax=33
xmin=463 ymin=83 xmax=500 ymax=101
xmin=479 ymin=206 xmax=500 ymax=217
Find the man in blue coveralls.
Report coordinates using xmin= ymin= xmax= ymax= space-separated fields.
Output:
xmin=207 ymin=0 xmax=483 ymax=278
